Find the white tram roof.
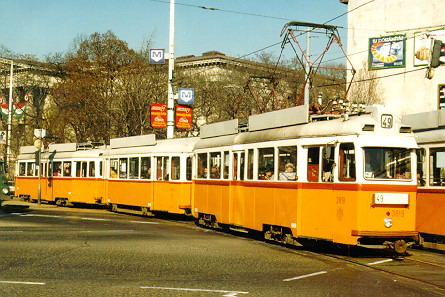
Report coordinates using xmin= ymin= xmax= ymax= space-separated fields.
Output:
xmin=104 ymin=137 xmax=199 ymax=156
xmin=402 ymin=110 xmax=445 ymax=144
xmin=196 ymin=105 xmax=417 ymax=149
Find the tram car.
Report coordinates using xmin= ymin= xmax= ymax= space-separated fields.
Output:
xmin=193 ymin=105 xmax=418 ymax=254
xmin=104 ymin=135 xmax=198 ymax=215
xmin=403 ymin=110 xmax=445 ymax=250
xmin=16 ymin=142 xmax=106 ymax=206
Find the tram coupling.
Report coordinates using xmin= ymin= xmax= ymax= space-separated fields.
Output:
xmin=384 ymin=239 xmax=415 ymax=255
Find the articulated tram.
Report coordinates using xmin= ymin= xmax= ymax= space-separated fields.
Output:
xmin=15 ymin=105 xmax=419 ymax=254
xmin=403 ymin=110 xmax=445 ymax=250
xmin=193 ymin=105 xmax=418 ymax=253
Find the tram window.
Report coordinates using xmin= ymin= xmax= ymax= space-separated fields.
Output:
xmin=171 ymin=157 xmax=180 ymax=180
xmin=81 ymin=162 xmax=87 ymax=178
xmin=339 ymin=143 xmax=356 ymax=182
xmin=278 ymin=146 xmax=297 ymax=181
xmin=307 ymin=147 xmax=320 ymax=182
xmin=35 ymin=163 xmax=39 ymax=177
xmin=240 ymin=152 xmax=245 ymax=181
xmin=156 ymin=157 xmax=163 ymax=180
xmin=88 ymin=161 xmax=95 ymax=177
xmin=99 ymin=161 xmax=103 ymax=177
xmin=52 ymin=161 xmax=62 ymax=177
xmin=141 ymin=157 xmax=151 ymax=179
xmin=258 ymin=147 xmax=275 ymax=181
xmin=247 ymin=149 xmax=254 ymax=180
xmin=63 ymin=161 xmax=72 ymax=177
xmin=210 ymin=152 xmax=221 ymax=179
xmin=429 ymin=148 xmax=445 ymax=186
xmin=163 ymin=157 xmax=170 ymax=180
xmin=223 ymin=151 xmax=229 ymax=179
xmin=197 ymin=153 xmax=208 ymax=179
xmin=129 ymin=157 xmax=139 ymax=179
xmin=233 ymin=153 xmax=238 ymax=180
xmin=416 ymin=149 xmax=426 ymax=186
xmin=186 ymin=157 xmax=192 ymax=181
xmin=119 ymin=158 xmax=128 ymax=179
xmin=322 ymin=146 xmax=335 ymax=182
xmin=364 ymin=148 xmax=411 ymax=180
xmin=19 ymin=162 xmax=26 ymax=176
xmin=27 ymin=162 xmax=34 ymax=176
xmin=109 ymin=159 xmax=118 ymax=178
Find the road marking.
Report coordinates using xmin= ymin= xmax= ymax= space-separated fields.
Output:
xmin=367 ymin=259 xmax=393 ymax=266
xmin=141 ymin=286 xmax=249 ymax=296
xmin=283 ymin=271 xmax=328 ymax=282
xmin=0 ymin=281 xmax=45 ymax=285
xmin=0 ymin=231 xmax=24 ymax=233
xmin=80 ymin=217 xmax=108 ymax=221
xmin=131 ymin=221 xmax=159 ymax=224
xmin=14 ymin=214 xmax=62 ymax=218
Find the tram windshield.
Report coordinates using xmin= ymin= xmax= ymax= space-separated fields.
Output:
xmin=364 ymin=147 xmax=411 ymax=180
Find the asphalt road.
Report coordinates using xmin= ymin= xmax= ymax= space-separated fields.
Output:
xmin=0 ymin=201 xmax=442 ymax=297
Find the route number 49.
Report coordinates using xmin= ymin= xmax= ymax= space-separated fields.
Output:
xmin=381 ymin=114 xmax=393 ymax=128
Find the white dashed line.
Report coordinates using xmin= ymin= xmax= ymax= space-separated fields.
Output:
xmin=283 ymin=271 xmax=328 ymax=282
xmin=141 ymin=286 xmax=249 ymax=296
xmin=0 ymin=281 xmax=45 ymax=285
xmin=367 ymin=259 xmax=393 ymax=266
xmin=131 ymin=221 xmax=159 ymax=224
xmin=80 ymin=217 xmax=108 ymax=221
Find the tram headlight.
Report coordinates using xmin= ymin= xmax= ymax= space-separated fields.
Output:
xmin=384 ymin=218 xmax=392 ymax=228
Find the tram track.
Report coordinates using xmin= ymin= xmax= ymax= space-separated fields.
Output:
xmin=314 ymin=251 xmax=445 ymax=295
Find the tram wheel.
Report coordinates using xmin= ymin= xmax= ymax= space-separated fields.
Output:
xmin=111 ymin=204 xmax=118 ymax=212
xmin=394 ymin=239 xmax=407 ymax=254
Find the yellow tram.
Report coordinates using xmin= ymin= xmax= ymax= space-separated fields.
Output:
xmin=193 ymin=105 xmax=418 ymax=253
xmin=104 ymin=135 xmax=198 ymax=215
xmin=16 ymin=142 xmax=106 ymax=205
xmin=403 ymin=110 xmax=445 ymax=250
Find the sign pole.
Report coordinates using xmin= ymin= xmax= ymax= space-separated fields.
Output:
xmin=167 ymin=0 xmax=175 ymax=139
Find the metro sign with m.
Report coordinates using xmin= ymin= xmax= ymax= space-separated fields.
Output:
xmin=149 ymin=49 xmax=165 ymax=64
xmin=178 ymin=88 xmax=194 ymax=105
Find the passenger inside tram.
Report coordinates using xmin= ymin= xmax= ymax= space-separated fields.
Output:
xmin=279 ymin=163 xmax=296 ymax=181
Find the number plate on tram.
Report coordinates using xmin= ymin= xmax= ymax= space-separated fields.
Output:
xmin=374 ymin=193 xmax=408 ymax=205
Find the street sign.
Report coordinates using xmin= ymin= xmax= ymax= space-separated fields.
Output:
xmin=34 ymin=128 xmax=46 ymax=138
xmin=175 ymin=105 xmax=193 ymax=130
xmin=150 ymin=104 xmax=167 ymax=128
xmin=149 ymin=49 xmax=165 ymax=64
xmin=178 ymin=88 xmax=194 ymax=105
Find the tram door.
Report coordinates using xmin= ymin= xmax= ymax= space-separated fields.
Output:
xmin=230 ymin=151 xmax=245 ymax=226
xmin=302 ymin=146 xmax=335 ymax=240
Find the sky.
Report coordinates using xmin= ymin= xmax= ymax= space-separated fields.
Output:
xmin=0 ymin=0 xmax=348 ymax=63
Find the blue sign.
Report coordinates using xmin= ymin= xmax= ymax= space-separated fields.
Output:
xmin=149 ymin=49 xmax=165 ymax=64
xmin=178 ymin=88 xmax=194 ymax=105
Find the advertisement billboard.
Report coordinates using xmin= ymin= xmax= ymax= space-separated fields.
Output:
xmin=414 ymin=28 xmax=445 ymax=66
xmin=175 ymin=105 xmax=192 ymax=130
xmin=150 ymin=104 xmax=167 ymax=128
xmin=369 ymin=34 xmax=405 ymax=69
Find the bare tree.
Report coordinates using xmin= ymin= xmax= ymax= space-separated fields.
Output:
xmin=348 ymin=60 xmax=384 ymax=105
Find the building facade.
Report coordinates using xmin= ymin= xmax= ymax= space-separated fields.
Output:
xmin=341 ymin=0 xmax=445 ymax=114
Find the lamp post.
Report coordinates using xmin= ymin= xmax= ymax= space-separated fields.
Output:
xmin=167 ymin=0 xmax=175 ymax=139
xmin=0 ymin=58 xmax=14 ymax=176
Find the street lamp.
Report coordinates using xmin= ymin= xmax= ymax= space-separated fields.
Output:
xmin=0 ymin=58 xmax=14 ymax=176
